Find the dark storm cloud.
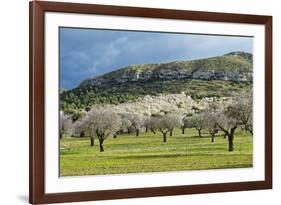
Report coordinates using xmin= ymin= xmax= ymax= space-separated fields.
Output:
xmin=60 ymin=28 xmax=253 ymax=89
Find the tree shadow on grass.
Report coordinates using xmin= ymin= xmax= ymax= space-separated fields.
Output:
xmin=188 ymin=135 xmax=212 ymax=139
xmin=111 ymin=151 xmax=245 ymax=160
xmin=187 ymin=134 xmax=227 ymax=139
xmin=113 ymin=153 xmax=185 ymax=160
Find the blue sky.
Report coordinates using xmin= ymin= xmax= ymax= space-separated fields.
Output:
xmin=60 ymin=27 xmax=253 ymax=89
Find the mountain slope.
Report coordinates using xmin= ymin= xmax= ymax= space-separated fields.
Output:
xmin=80 ymin=51 xmax=252 ymax=87
xmin=60 ymin=51 xmax=253 ymax=110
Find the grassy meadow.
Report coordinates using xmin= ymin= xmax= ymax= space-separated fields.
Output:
xmin=60 ymin=128 xmax=253 ymax=176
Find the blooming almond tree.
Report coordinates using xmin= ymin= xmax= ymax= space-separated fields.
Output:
xmin=149 ymin=116 xmax=160 ymax=134
xmin=215 ymin=91 xmax=253 ymax=151
xmin=215 ymin=111 xmax=238 ymax=152
xmin=119 ymin=114 xmax=132 ymax=134
xmin=73 ymin=116 xmax=87 ymax=138
xmin=142 ymin=116 xmax=151 ymax=133
xmin=229 ymin=91 xmax=253 ymax=135
xmin=59 ymin=111 xmax=72 ymax=139
xmin=156 ymin=113 xmax=182 ymax=142
xmin=126 ymin=113 xmax=144 ymax=137
xmin=201 ymin=110 xmax=219 ymax=142
xmin=181 ymin=114 xmax=194 ymax=134
xmin=83 ymin=108 xmax=122 ymax=152
xmin=189 ymin=113 xmax=205 ymax=137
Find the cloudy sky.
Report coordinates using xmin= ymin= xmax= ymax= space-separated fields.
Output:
xmin=60 ymin=27 xmax=253 ymax=89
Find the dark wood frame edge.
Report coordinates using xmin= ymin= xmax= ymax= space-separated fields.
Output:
xmin=29 ymin=1 xmax=272 ymax=204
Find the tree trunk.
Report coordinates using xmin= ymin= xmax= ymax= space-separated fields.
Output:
xmin=223 ymin=133 xmax=227 ymax=139
xmin=211 ymin=133 xmax=215 ymax=142
xmin=151 ymin=129 xmax=156 ymax=134
xmin=136 ymin=129 xmax=139 ymax=137
xmin=228 ymin=126 xmax=237 ymax=152
xmin=80 ymin=132 xmax=85 ymax=138
xmin=59 ymin=132 xmax=62 ymax=139
xmin=90 ymin=136 xmax=94 ymax=146
xmin=99 ymin=143 xmax=104 ymax=152
xmin=247 ymin=127 xmax=253 ymax=136
xmin=182 ymin=128 xmax=185 ymax=134
xmin=113 ymin=134 xmax=117 ymax=139
xmin=127 ymin=128 xmax=131 ymax=134
xmin=163 ymin=133 xmax=167 ymax=143
xmin=228 ymin=135 xmax=234 ymax=151
xmin=249 ymin=130 xmax=253 ymax=136
xmin=145 ymin=126 xmax=148 ymax=132
xmin=198 ymin=129 xmax=202 ymax=137
xmin=169 ymin=128 xmax=173 ymax=136
xmin=99 ymin=139 xmax=104 ymax=152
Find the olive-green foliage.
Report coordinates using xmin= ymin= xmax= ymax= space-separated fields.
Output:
xmin=60 ymin=52 xmax=252 ymax=110
xmin=60 ymin=128 xmax=253 ymax=176
xmin=60 ymin=79 xmax=252 ymax=110
xmin=63 ymin=108 xmax=85 ymax=122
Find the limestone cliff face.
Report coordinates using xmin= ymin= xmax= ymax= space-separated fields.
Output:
xmin=79 ymin=51 xmax=252 ymax=88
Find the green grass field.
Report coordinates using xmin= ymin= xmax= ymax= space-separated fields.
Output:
xmin=60 ymin=128 xmax=253 ymax=176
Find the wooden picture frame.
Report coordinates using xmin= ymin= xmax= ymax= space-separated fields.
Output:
xmin=29 ymin=1 xmax=272 ymax=204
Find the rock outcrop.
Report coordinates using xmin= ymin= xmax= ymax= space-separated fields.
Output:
xmin=80 ymin=51 xmax=253 ymax=88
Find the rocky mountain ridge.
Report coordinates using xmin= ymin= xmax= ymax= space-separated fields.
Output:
xmin=60 ymin=51 xmax=252 ymax=110
xmin=79 ymin=51 xmax=252 ymax=88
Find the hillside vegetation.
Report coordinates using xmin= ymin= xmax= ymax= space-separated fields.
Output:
xmin=60 ymin=51 xmax=252 ymax=110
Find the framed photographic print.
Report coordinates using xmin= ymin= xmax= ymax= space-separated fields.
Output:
xmin=29 ymin=1 xmax=272 ymax=204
